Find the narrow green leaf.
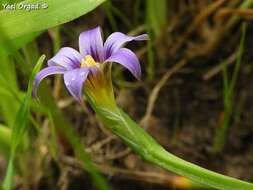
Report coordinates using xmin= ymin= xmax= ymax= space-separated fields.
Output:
xmin=3 ymin=159 xmax=13 ymax=190
xmin=229 ymin=23 xmax=247 ymax=96
xmin=0 ymin=0 xmax=106 ymax=42
xmin=10 ymin=55 xmax=45 ymax=153
xmin=3 ymin=55 xmax=45 ymax=190
xmin=146 ymin=0 xmax=166 ymax=36
xmin=212 ymin=23 xmax=247 ymax=153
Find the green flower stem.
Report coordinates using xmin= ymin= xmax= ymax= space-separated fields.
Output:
xmin=85 ymin=92 xmax=253 ymax=190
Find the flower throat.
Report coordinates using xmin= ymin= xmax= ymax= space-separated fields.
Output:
xmin=81 ymin=55 xmax=98 ymax=67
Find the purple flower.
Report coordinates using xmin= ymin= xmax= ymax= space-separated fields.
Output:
xmin=33 ymin=26 xmax=148 ymax=102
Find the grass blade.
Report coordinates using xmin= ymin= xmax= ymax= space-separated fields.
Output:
xmin=10 ymin=55 xmax=45 ymax=153
xmin=212 ymin=23 xmax=247 ymax=153
xmin=3 ymin=55 xmax=45 ymax=190
xmin=146 ymin=0 xmax=166 ymax=36
xmin=2 ymin=159 xmax=13 ymax=190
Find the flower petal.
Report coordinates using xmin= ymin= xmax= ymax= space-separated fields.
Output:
xmin=79 ymin=26 xmax=104 ymax=62
xmin=104 ymin=32 xmax=148 ymax=58
xmin=48 ymin=47 xmax=82 ymax=70
xmin=33 ymin=66 xmax=66 ymax=97
xmin=63 ymin=68 xmax=90 ymax=102
xmin=105 ymin=48 xmax=141 ymax=79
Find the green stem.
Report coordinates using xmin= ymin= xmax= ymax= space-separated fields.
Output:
xmin=86 ymin=93 xmax=253 ymax=190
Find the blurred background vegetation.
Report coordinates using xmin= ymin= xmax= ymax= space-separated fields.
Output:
xmin=0 ymin=0 xmax=253 ymax=189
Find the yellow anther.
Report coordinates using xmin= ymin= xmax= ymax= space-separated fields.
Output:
xmin=81 ymin=55 xmax=97 ymax=67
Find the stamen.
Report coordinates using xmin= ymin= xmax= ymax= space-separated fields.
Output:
xmin=81 ymin=55 xmax=98 ymax=67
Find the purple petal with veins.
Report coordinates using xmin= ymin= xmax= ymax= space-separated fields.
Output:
xmin=48 ymin=47 xmax=82 ymax=70
xmin=63 ymin=67 xmax=90 ymax=102
xmin=105 ymin=48 xmax=141 ymax=79
xmin=104 ymin=32 xmax=148 ymax=58
xmin=79 ymin=26 xmax=104 ymax=62
xmin=33 ymin=26 xmax=148 ymax=102
xmin=33 ymin=66 xmax=66 ymax=97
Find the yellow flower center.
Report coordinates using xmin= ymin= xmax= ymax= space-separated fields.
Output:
xmin=81 ymin=55 xmax=98 ymax=67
